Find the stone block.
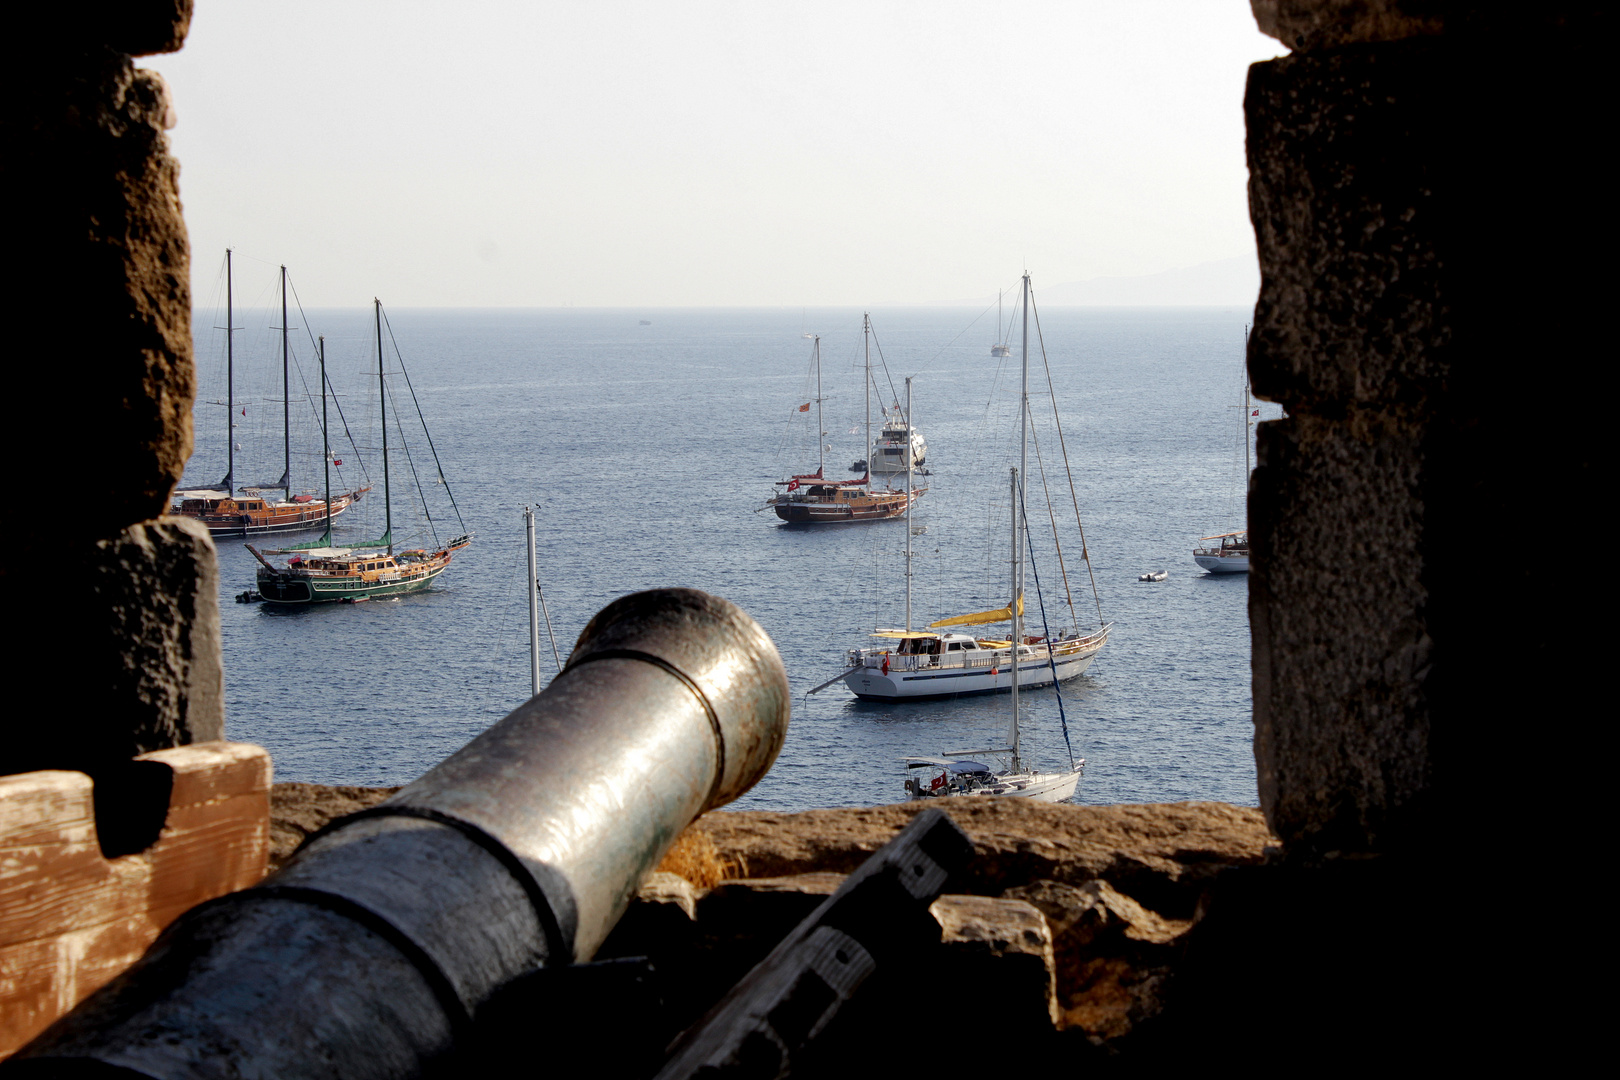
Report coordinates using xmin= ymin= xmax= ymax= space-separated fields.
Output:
xmin=18 ymin=2 xmax=194 ymax=56
xmin=7 ymin=44 xmax=192 ymax=544
xmin=1004 ymin=878 xmax=1192 ymax=1042
xmin=1246 ymin=39 xmax=1449 ymax=415
xmin=2 ymin=518 xmax=223 ymax=777
xmin=1250 ymin=0 xmax=1445 ymax=51
xmin=1250 ymin=412 xmax=1432 ymax=850
xmin=930 ymin=894 xmax=1058 ymax=1029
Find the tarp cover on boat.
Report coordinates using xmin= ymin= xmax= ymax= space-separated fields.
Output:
xmin=927 ymin=595 xmax=1023 ymax=628
xmin=902 ymin=758 xmax=990 ymax=773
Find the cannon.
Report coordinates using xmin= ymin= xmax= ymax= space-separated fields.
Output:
xmin=6 ymin=589 xmax=791 ymax=1079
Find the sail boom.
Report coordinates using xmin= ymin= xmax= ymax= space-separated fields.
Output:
xmin=926 ymin=595 xmax=1023 ymax=629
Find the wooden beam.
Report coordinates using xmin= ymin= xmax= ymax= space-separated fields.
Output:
xmin=0 ymin=742 xmax=270 ymax=1058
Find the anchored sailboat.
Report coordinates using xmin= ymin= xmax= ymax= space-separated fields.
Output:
xmin=172 ymin=253 xmax=367 ymax=536
xmin=829 ymin=274 xmax=1110 ymax=702
xmin=767 ymin=322 xmax=921 ymax=523
xmin=991 ymin=288 xmax=1011 ymax=357
xmin=249 ymin=300 xmax=471 ymax=605
xmin=1192 ymin=327 xmax=1256 ymax=574
xmin=893 ymin=273 xmax=1102 ymax=803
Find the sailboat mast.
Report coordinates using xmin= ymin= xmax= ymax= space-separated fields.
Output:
xmin=280 ymin=265 xmax=290 ymax=496
xmin=864 ymin=315 xmax=871 ymax=490
xmin=905 ymin=376 xmax=913 ymax=633
xmin=814 ymin=335 xmax=824 ymax=477
xmin=1009 ymin=466 xmax=1022 ymax=774
xmin=1243 ymin=328 xmax=1252 ymax=489
xmin=1011 ymin=272 xmax=1032 ymax=774
xmin=320 ymin=336 xmax=331 ymax=543
xmin=224 ymin=248 xmax=234 ymax=494
xmin=1019 ymin=273 xmax=1031 ymax=535
xmin=377 ymin=299 xmax=392 ymax=555
xmin=525 ymin=505 xmax=541 ymax=698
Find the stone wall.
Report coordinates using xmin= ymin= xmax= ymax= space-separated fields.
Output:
xmin=1245 ymin=0 xmax=1604 ymax=855
xmin=1 ymin=1 xmax=221 ymax=779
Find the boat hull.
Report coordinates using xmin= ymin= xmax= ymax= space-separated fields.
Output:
xmin=176 ymin=491 xmax=365 ymax=538
xmin=868 ymin=436 xmax=928 ymax=473
xmin=772 ymin=491 xmax=916 ymax=523
xmin=256 ymin=557 xmax=449 ymax=605
xmin=911 ymin=769 xmax=1081 ymax=803
xmin=1193 ymin=553 xmax=1250 ymax=573
xmin=844 ymin=643 xmax=1101 ymax=702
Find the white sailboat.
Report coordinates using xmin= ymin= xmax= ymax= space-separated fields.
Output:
xmin=901 ymin=465 xmax=1087 ymax=803
xmin=826 ymin=274 xmax=1110 ymax=703
xmin=1192 ymin=327 xmax=1256 ymax=574
xmin=991 ymin=288 xmax=1011 ymax=357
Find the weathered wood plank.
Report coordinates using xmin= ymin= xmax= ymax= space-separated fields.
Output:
xmin=0 ymin=742 xmax=271 ymax=1059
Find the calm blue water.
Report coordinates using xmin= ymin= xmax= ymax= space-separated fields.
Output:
xmin=183 ymin=303 xmax=1266 ymax=810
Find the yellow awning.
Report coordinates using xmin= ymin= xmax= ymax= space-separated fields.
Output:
xmin=926 ymin=595 xmax=1022 ymax=629
xmin=871 ymin=629 xmax=939 ymax=639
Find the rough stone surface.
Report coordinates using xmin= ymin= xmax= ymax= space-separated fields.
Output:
xmin=600 ymin=801 xmax=1272 ymax=1048
xmin=8 ymin=50 xmax=193 ymax=541
xmin=267 ymin=783 xmax=398 ymax=869
xmin=1251 ymin=0 xmax=1445 ymax=51
xmin=20 ymin=2 xmax=194 ymax=57
xmin=3 ymin=3 xmax=203 ymax=779
xmin=1243 ymin=16 xmax=1606 ymax=854
xmin=1004 ymin=879 xmax=1191 ymax=1041
xmin=683 ymin=800 xmax=1273 ymax=916
xmin=930 ymin=895 xmax=1058 ymax=1026
xmin=2 ymin=519 xmax=225 ymax=777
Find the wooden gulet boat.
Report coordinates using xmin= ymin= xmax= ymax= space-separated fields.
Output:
xmin=767 ymin=319 xmax=922 ymax=523
xmin=172 ymin=253 xmax=367 ymax=537
xmin=251 ymin=301 xmax=471 ymax=606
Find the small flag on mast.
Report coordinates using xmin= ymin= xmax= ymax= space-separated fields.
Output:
xmin=798 ymin=403 xmax=811 ymax=412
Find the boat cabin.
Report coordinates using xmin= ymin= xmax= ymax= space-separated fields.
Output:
xmin=285 ymin=551 xmax=401 ymax=575
xmin=778 ymin=478 xmax=874 ymax=502
xmin=175 ymin=495 xmax=270 ymax=513
xmin=902 ymin=757 xmax=993 ymax=798
xmin=1194 ymin=530 xmax=1250 ymax=555
xmin=884 ymin=632 xmax=984 ymax=655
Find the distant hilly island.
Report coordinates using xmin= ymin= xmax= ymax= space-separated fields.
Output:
xmin=953 ymin=255 xmax=1260 ymax=307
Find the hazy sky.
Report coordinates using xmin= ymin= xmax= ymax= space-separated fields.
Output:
xmin=147 ymin=2 xmax=1282 ymax=307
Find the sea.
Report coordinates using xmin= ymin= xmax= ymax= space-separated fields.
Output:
xmin=182 ymin=302 xmax=1270 ymax=812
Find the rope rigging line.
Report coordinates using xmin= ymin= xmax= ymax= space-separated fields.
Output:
xmin=1019 ymin=485 xmax=1077 ymax=771
xmin=1026 ymin=412 xmax=1080 ymax=630
xmin=381 ymin=306 xmax=468 ymax=534
xmin=1030 ymin=286 xmax=1106 ymax=627
xmin=912 ymin=286 xmax=1013 ymax=369
xmin=865 ymin=323 xmax=902 ymax=412
xmin=380 ymin=364 xmax=441 ymax=550
xmin=286 ymin=276 xmax=371 ymax=486
xmin=276 ymin=330 xmax=358 ymax=493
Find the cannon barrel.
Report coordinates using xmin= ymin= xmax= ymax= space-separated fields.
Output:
xmin=8 ymin=589 xmax=791 ymax=1080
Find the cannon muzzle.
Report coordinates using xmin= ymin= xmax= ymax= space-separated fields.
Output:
xmin=8 ymin=589 xmax=790 ymax=1080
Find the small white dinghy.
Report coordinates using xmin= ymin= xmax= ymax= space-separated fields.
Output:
xmin=1139 ymin=570 xmax=1168 ymax=582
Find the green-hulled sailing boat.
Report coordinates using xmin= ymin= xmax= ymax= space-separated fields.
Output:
xmin=249 ymin=300 xmax=471 ymax=605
